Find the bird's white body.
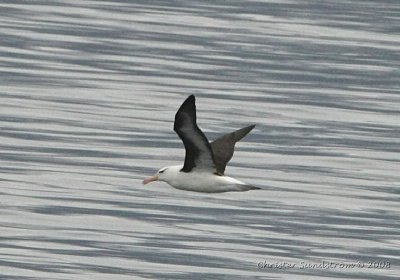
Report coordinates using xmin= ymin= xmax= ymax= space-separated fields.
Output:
xmin=152 ymin=165 xmax=256 ymax=193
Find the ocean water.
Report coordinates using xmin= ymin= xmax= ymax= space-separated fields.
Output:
xmin=0 ymin=1 xmax=399 ymax=279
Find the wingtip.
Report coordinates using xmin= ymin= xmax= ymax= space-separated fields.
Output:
xmin=231 ymin=124 xmax=256 ymax=142
xmin=243 ymin=124 xmax=256 ymax=131
xmin=247 ymin=124 xmax=256 ymax=131
xmin=180 ymin=95 xmax=196 ymax=109
xmin=174 ymin=94 xmax=197 ymax=132
xmin=187 ymin=94 xmax=195 ymax=102
xmin=177 ymin=95 xmax=195 ymax=109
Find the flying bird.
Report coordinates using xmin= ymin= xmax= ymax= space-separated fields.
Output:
xmin=143 ymin=95 xmax=259 ymax=192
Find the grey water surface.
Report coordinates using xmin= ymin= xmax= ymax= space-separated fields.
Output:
xmin=1 ymin=1 xmax=399 ymax=279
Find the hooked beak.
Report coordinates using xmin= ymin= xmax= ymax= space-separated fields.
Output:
xmin=143 ymin=174 xmax=159 ymax=185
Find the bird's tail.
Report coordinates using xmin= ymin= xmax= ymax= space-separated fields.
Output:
xmin=236 ymin=184 xmax=261 ymax=192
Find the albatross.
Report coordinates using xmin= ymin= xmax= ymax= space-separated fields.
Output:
xmin=143 ymin=95 xmax=260 ymax=193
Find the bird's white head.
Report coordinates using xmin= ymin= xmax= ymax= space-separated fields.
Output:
xmin=143 ymin=166 xmax=179 ymax=185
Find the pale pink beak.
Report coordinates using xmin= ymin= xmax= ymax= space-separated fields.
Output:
xmin=143 ymin=174 xmax=158 ymax=185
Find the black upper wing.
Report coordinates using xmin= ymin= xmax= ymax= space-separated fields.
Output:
xmin=174 ymin=95 xmax=216 ymax=172
xmin=210 ymin=125 xmax=255 ymax=175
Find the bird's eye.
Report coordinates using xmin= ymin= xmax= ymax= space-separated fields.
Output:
xmin=159 ymin=169 xmax=165 ymax=173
